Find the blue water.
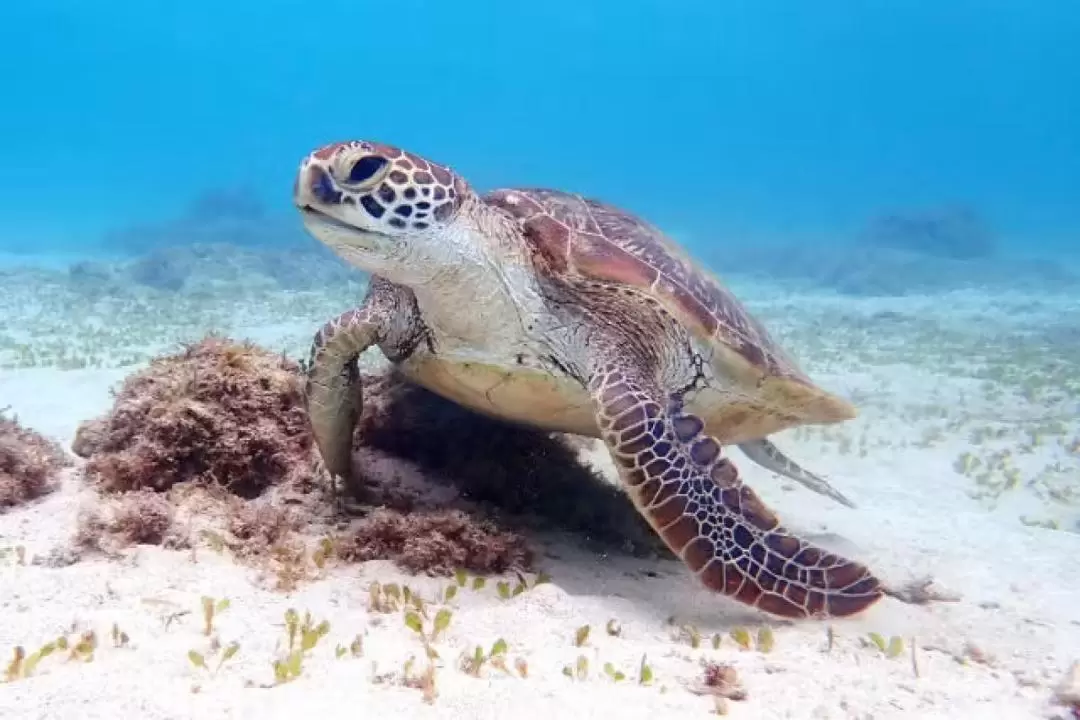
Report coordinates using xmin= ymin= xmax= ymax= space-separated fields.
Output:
xmin=2 ymin=1 xmax=1078 ymax=263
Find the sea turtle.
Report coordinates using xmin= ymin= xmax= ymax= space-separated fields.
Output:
xmin=293 ymin=139 xmax=884 ymax=619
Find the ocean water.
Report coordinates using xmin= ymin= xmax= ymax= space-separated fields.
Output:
xmin=1 ymin=1 xmax=1078 ymax=260
xmin=2 ymin=4 xmax=1080 ymax=716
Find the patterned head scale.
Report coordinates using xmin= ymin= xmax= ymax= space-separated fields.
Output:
xmin=294 ymin=140 xmax=470 ymax=236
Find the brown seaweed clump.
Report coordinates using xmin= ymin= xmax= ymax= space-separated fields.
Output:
xmin=74 ymin=335 xmax=315 ymax=497
xmin=70 ymin=335 xmax=534 ymax=581
xmin=73 ymin=488 xmax=180 ymax=552
xmin=338 ymin=508 xmax=531 ymax=576
xmin=0 ymin=410 xmax=70 ymax=512
xmin=70 ymin=335 xmax=323 ymax=563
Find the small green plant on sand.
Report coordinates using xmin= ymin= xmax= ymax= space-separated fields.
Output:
xmin=405 ymin=607 xmax=453 ymax=660
xmin=310 ymin=537 xmax=335 ymax=572
xmin=188 ymin=598 xmax=238 ymax=678
xmin=368 ymin=582 xmax=435 ymax=615
xmin=188 ymin=640 xmax=240 ymax=678
xmin=488 ymin=570 xmax=551 ymax=600
xmin=201 ymin=596 xmax=231 ymax=636
xmin=4 ymin=629 xmax=99 ymax=683
xmin=335 ymin=634 xmax=364 ymax=659
xmin=756 ymin=627 xmax=775 ymax=653
xmin=368 ymin=582 xmax=404 ymax=613
xmin=562 ymin=655 xmax=589 ymax=681
xmin=729 ymin=627 xmax=752 ymax=650
xmin=458 ymin=638 xmax=512 ymax=677
xmin=638 ymin=655 xmax=654 ymax=685
xmin=865 ymin=632 xmax=905 ymax=659
xmin=68 ymin=631 xmax=97 ymax=662
xmin=4 ymin=639 xmax=59 ymax=682
xmin=717 ymin=625 xmax=774 ymax=652
xmin=496 ymin=571 xmax=534 ymax=600
xmin=603 ymin=662 xmax=627 ymax=682
xmin=271 ymin=609 xmax=331 ymax=685
xmin=679 ymin=624 xmax=702 ymax=649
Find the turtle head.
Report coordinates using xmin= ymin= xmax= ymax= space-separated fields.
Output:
xmin=294 ymin=140 xmax=471 ymax=277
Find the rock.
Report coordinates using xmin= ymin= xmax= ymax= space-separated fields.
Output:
xmin=859 ymin=204 xmax=997 ymax=260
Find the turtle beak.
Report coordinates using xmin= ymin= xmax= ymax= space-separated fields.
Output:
xmin=295 ymin=160 xmax=394 ymax=262
xmin=294 ymin=162 xmax=363 ymax=233
xmin=294 ymin=162 xmax=342 ymax=213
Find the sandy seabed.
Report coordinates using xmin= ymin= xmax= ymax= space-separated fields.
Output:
xmin=1 ymin=262 xmax=1079 ymax=720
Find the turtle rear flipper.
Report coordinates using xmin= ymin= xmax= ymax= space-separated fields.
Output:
xmin=738 ymin=438 xmax=856 ymax=508
xmin=587 ymin=348 xmax=883 ymax=619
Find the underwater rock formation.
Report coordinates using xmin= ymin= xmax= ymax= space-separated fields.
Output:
xmin=0 ymin=410 xmax=70 ymax=512
xmin=100 ymin=186 xmax=305 ymax=254
xmin=86 ymin=184 xmax=364 ymax=292
xmin=127 ymin=246 xmax=194 ymax=291
xmin=183 ymin=186 xmax=267 ymax=226
xmin=858 ymin=204 xmax=997 ymax=260
xmin=717 ymin=243 xmax=1078 ymax=297
xmin=73 ymin=242 xmax=363 ymax=293
xmin=813 ymin=247 xmax=1077 ymax=296
xmin=707 ymin=203 xmax=1080 ymax=296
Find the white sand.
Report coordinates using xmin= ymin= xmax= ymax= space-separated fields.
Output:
xmin=2 ymin=280 xmax=1079 ymax=720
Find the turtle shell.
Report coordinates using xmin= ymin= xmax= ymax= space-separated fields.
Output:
xmin=483 ymin=188 xmax=856 ymax=441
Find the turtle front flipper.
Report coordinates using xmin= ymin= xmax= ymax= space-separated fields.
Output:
xmin=587 ymin=358 xmax=883 ymax=619
xmin=305 ymin=279 xmax=423 ymax=484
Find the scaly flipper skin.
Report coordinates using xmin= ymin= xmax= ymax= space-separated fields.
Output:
xmin=305 ymin=279 xmax=424 ymax=482
xmin=589 ymin=354 xmax=883 ymax=619
xmin=738 ymin=438 xmax=856 ymax=508
xmin=306 ymin=305 xmax=383 ymax=481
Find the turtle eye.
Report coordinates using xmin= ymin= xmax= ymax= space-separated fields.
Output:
xmin=345 ymin=155 xmax=389 ymax=186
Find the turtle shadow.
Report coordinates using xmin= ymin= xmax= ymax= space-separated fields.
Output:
xmin=345 ymin=369 xmax=780 ymax=626
xmin=528 ymin=529 xmax=775 ymax=629
xmin=346 ymin=368 xmax=670 ymax=561
xmin=343 ymin=371 xmax=873 ymax=627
